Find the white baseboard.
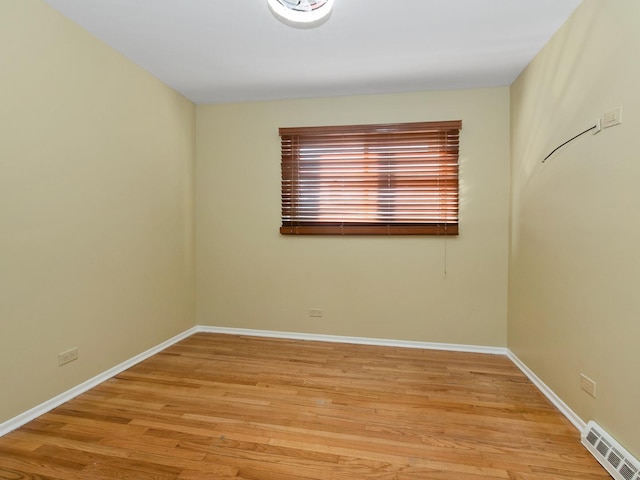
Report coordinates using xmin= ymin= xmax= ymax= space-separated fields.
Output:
xmin=0 ymin=325 xmax=583 ymax=440
xmin=195 ymin=325 xmax=508 ymax=355
xmin=0 ymin=327 xmax=199 ymax=437
xmin=507 ymin=350 xmax=586 ymax=432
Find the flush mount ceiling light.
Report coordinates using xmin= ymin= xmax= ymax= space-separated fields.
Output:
xmin=267 ymin=0 xmax=334 ymax=28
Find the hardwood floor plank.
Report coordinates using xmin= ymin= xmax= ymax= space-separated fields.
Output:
xmin=0 ymin=333 xmax=608 ymax=479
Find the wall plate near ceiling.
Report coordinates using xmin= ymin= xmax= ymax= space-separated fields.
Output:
xmin=267 ymin=0 xmax=334 ymax=28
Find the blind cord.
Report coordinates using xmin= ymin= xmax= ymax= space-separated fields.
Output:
xmin=542 ymin=124 xmax=597 ymax=163
xmin=442 ymin=165 xmax=447 ymax=279
xmin=444 ymin=233 xmax=448 ymax=279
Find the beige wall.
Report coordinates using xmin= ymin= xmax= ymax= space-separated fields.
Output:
xmin=509 ymin=0 xmax=640 ymax=456
xmin=196 ymin=89 xmax=510 ymax=346
xmin=0 ymin=1 xmax=196 ymax=423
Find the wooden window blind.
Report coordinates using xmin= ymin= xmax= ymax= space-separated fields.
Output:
xmin=279 ymin=120 xmax=462 ymax=235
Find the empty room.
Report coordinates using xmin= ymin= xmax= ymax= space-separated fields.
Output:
xmin=1 ymin=0 xmax=638 ymax=478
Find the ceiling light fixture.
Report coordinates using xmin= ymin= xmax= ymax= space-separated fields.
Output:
xmin=267 ymin=0 xmax=334 ymax=28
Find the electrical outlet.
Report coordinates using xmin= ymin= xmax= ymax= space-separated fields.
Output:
xmin=309 ymin=308 xmax=323 ymax=318
xmin=58 ymin=347 xmax=78 ymax=366
xmin=602 ymin=107 xmax=622 ymax=129
xmin=580 ymin=373 xmax=596 ymax=398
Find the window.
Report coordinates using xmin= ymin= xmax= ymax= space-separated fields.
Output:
xmin=279 ymin=120 xmax=462 ymax=235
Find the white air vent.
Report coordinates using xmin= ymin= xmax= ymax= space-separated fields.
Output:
xmin=582 ymin=421 xmax=640 ymax=480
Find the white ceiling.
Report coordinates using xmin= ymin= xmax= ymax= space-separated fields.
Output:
xmin=43 ymin=0 xmax=582 ymax=105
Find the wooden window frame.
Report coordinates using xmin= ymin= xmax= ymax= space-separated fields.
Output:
xmin=279 ymin=120 xmax=461 ymax=236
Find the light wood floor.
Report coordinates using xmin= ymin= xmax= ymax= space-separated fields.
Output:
xmin=0 ymin=333 xmax=608 ymax=479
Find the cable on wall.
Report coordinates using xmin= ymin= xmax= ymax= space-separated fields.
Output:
xmin=542 ymin=124 xmax=598 ymax=163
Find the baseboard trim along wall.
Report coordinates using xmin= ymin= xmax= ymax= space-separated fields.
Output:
xmin=506 ymin=350 xmax=586 ymax=431
xmin=0 ymin=325 xmax=586 ymax=439
xmin=0 ymin=327 xmax=199 ymax=437
xmin=197 ymin=326 xmax=509 ymax=355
